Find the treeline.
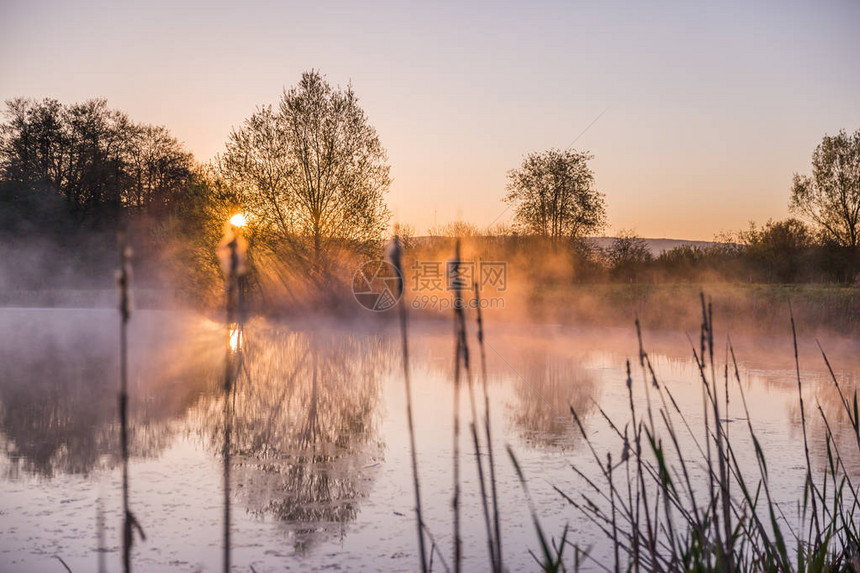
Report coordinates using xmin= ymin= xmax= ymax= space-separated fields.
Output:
xmin=400 ymin=218 xmax=860 ymax=285
xmin=597 ymin=219 xmax=859 ymax=284
xmin=0 ymin=97 xmax=230 ymax=297
xmin=0 ymin=74 xmax=393 ymax=310
xmin=0 ymin=98 xmax=196 ymax=219
xmin=0 ymin=89 xmax=857 ymax=306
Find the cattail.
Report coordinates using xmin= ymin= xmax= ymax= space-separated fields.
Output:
xmin=117 ymin=228 xmax=144 ymax=573
xmin=451 ymin=239 xmax=464 ymax=573
xmin=219 ymin=214 xmax=248 ymax=573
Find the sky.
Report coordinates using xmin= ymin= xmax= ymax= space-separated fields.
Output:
xmin=1 ymin=0 xmax=858 ymax=240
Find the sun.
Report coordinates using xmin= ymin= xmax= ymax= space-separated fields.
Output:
xmin=229 ymin=213 xmax=248 ymax=228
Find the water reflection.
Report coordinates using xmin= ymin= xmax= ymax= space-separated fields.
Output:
xmin=0 ymin=309 xmax=396 ymax=554
xmin=3 ymin=308 xmax=859 ymax=568
xmin=189 ymin=323 xmax=392 ymax=551
xmin=0 ymin=309 xmax=219 ymax=478
xmin=506 ymin=350 xmax=599 ymax=448
xmin=404 ymin=326 xmax=602 ymax=449
xmin=796 ymin=371 xmax=860 ymax=474
xmin=229 ymin=322 xmax=243 ymax=353
xmin=0 ymin=347 xmax=116 ymax=477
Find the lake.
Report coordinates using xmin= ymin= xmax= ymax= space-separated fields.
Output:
xmin=1 ymin=307 xmax=858 ymax=572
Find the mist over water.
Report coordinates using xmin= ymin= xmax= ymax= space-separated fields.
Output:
xmin=0 ymin=306 xmax=857 ymax=571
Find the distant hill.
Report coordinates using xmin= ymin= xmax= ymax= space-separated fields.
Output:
xmin=587 ymin=237 xmax=716 ymax=256
xmin=411 ymin=235 xmax=716 ymax=256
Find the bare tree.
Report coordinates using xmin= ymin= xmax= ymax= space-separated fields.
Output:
xmin=218 ymin=71 xmax=391 ymax=266
xmin=790 ymin=129 xmax=860 ymax=247
xmin=124 ymin=124 xmax=194 ymax=211
xmin=505 ymin=148 xmax=605 ymax=241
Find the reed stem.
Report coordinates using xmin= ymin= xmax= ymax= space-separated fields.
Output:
xmin=390 ymin=236 xmax=429 ymax=573
xmin=451 ymin=239 xmax=464 ymax=573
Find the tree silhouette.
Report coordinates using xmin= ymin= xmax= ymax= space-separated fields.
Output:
xmin=790 ymin=129 xmax=860 ymax=248
xmin=0 ymin=98 xmax=193 ymax=219
xmin=505 ymin=148 xmax=605 ymax=241
xmin=217 ymin=71 xmax=390 ymax=269
xmin=606 ymin=229 xmax=653 ymax=281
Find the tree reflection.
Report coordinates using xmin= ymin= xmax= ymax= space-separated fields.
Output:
xmin=395 ymin=327 xmax=601 ymax=449
xmin=0 ymin=310 xmax=219 ymax=478
xmin=0 ymin=341 xmax=117 ymax=476
xmin=507 ymin=349 xmax=599 ymax=448
xmin=788 ymin=371 xmax=860 ymax=474
xmin=191 ymin=323 xmax=390 ymax=552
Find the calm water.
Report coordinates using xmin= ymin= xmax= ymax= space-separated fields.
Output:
xmin=0 ymin=308 xmax=858 ymax=572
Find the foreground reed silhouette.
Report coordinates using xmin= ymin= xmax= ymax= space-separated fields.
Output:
xmin=389 ymin=240 xmax=516 ymax=572
xmin=219 ymin=220 xmax=247 ymax=573
xmin=117 ymin=229 xmax=145 ymax=573
xmin=474 ymin=276 xmax=503 ymax=573
xmin=390 ymin=236 xmax=429 ymax=573
xmin=451 ymin=240 xmax=464 ymax=573
xmin=535 ymin=295 xmax=860 ymax=572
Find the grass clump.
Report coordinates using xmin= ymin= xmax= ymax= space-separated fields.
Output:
xmin=532 ymin=294 xmax=860 ymax=572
